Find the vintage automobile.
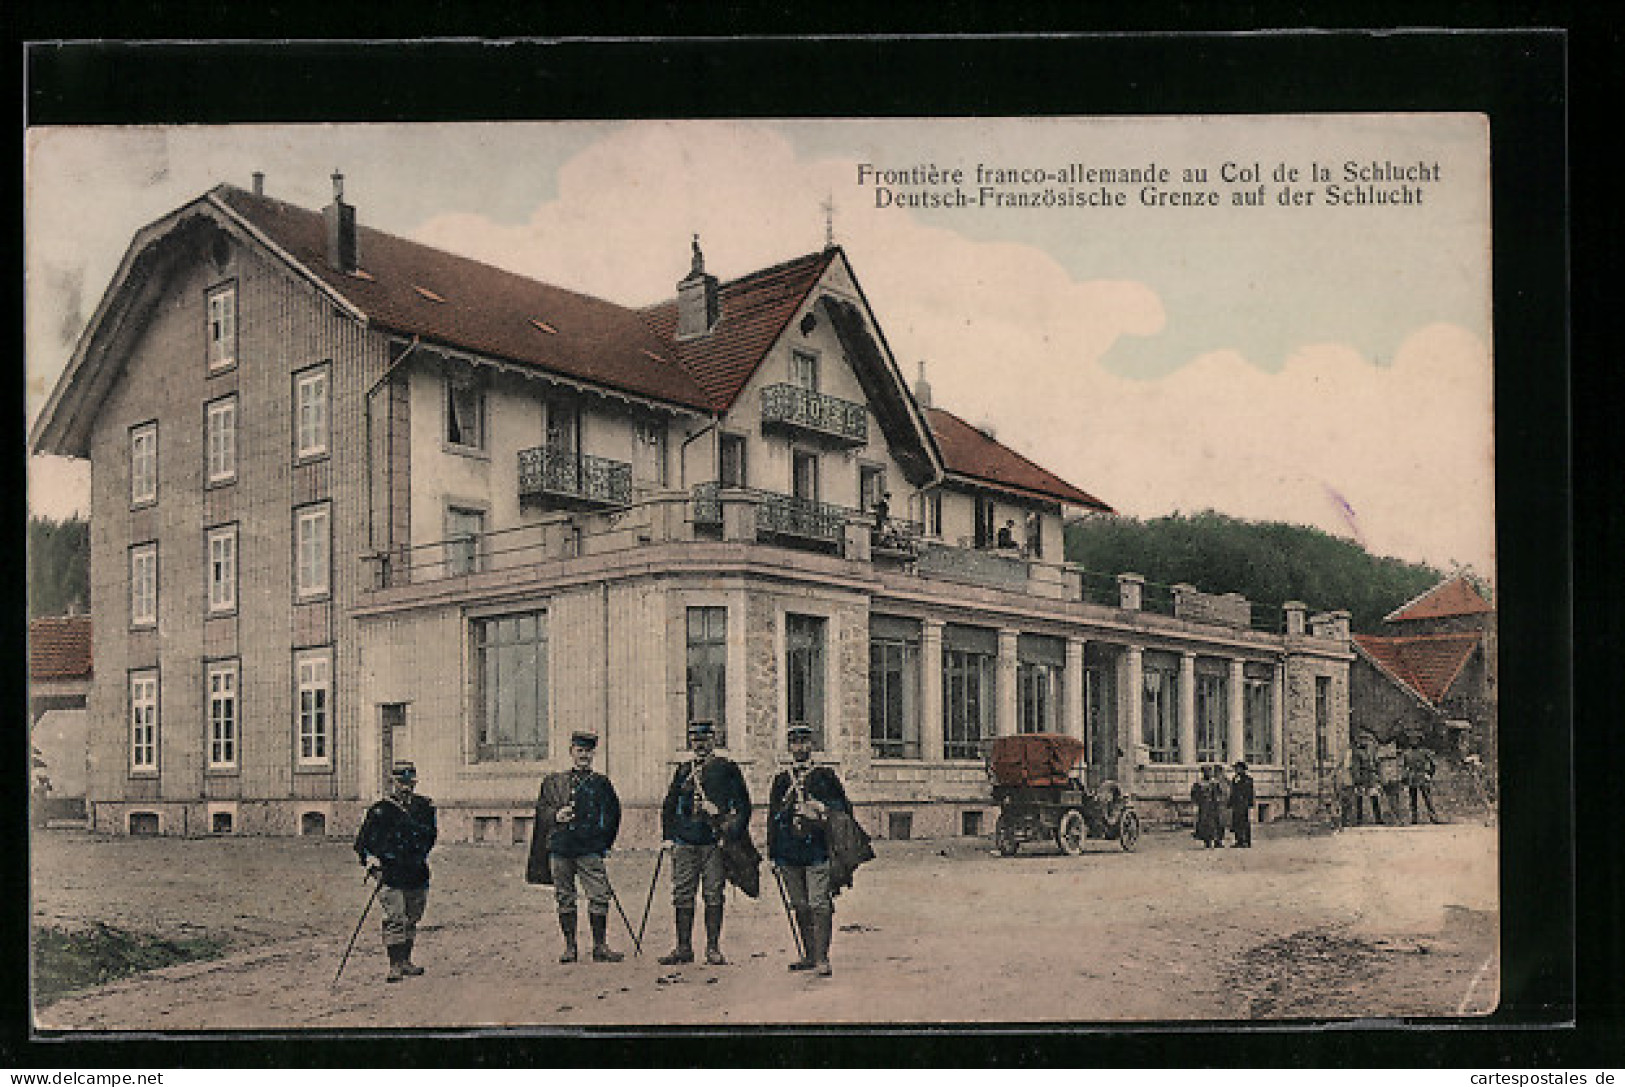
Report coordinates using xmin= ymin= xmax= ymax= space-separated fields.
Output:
xmin=986 ymin=733 xmax=1141 ymax=855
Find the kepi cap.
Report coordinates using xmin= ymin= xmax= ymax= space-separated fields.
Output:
xmin=569 ymin=731 xmax=599 ymax=750
xmin=686 ymin=720 xmax=716 ymax=739
xmin=1232 ymin=761 xmax=1248 ymax=772
xmin=787 ymin=722 xmax=815 ymax=741
xmin=391 ymin=761 xmax=418 ymax=782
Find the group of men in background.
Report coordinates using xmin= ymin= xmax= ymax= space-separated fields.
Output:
xmin=1189 ymin=761 xmax=1256 ymax=849
xmin=1351 ymin=732 xmax=1444 ymax=826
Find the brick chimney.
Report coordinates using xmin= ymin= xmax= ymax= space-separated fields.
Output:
xmin=252 ymin=171 xmax=265 ymax=196
xmin=913 ymin=360 xmax=933 ymax=408
xmin=676 ymin=234 xmax=720 ymax=339
xmin=324 ymin=170 xmax=359 ymax=274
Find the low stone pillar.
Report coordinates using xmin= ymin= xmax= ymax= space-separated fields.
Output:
xmin=1284 ymin=601 xmax=1307 ymax=637
xmin=1118 ymin=573 xmax=1145 ymax=611
xmin=843 ymin=521 xmax=871 ymax=562
xmin=719 ymin=491 xmax=758 ymax=542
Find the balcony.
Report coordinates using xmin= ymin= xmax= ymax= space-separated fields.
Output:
xmin=759 ymin=384 xmax=868 ymax=447
xmin=518 ymin=446 xmax=631 ymax=510
xmin=691 ymin=483 xmax=848 ymax=548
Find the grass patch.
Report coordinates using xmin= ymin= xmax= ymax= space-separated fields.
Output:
xmin=34 ymin=922 xmax=229 ymax=1006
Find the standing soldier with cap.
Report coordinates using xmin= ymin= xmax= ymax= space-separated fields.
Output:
xmin=769 ymin=722 xmax=851 ymax=976
xmin=1401 ymin=733 xmax=1443 ymax=824
xmin=1352 ymin=731 xmax=1386 ymax=825
xmin=658 ymin=720 xmax=751 ymax=965
xmin=532 ymin=731 xmax=625 ymax=963
xmin=354 ymin=762 xmax=438 ymax=983
xmin=1227 ymin=760 xmax=1256 ymax=849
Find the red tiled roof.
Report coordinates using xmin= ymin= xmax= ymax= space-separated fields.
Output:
xmin=213 ymin=186 xmax=712 ymax=411
xmin=1384 ymin=575 xmax=1494 ymax=624
xmin=926 ymin=407 xmax=1112 ymax=511
xmin=640 ymin=250 xmax=837 ymax=411
xmin=30 ymin=616 xmax=92 ymax=680
xmin=1353 ymin=632 xmax=1480 ymax=705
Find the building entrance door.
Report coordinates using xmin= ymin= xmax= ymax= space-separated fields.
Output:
xmin=1083 ymin=664 xmax=1116 ymax=789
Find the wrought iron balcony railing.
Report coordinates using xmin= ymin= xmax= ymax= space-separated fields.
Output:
xmin=757 ymin=490 xmax=846 ymax=543
xmin=760 ymin=383 xmax=868 ymax=445
xmin=518 ymin=446 xmax=631 ymax=509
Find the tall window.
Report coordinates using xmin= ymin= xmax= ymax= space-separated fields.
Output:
xmin=207 ymin=285 xmax=237 ymax=370
xmin=295 ymin=504 xmax=331 ymax=599
xmin=870 ymin=617 xmax=920 ymax=759
xmin=719 ymin=433 xmax=747 ymax=488
xmin=791 ymin=349 xmax=819 ymax=391
xmin=130 ymin=423 xmax=157 ymax=506
xmin=130 ymin=671 xmax=158 ymax=772
xmin=207 ymin=661 xmax=239 ymax=769
xmin=295 ymin=368 xmax=329 ymax=459
xmin=1026 ymin=511 xmax=1044 ymax=558
xmin=1084 ymin=659 xmax=1117 ymax=774
xmin=686 ymin=606 xmax=728 ymax=746
xmin=860 ymin=466 xmax=886 ymax=512
xmin=206 ymin=397 xmax=237 ymax=483
xmin=1244 ymin=664 xmax=1275 ymax=763
xmin=792 ymin=451 xmax=819 ymax=503
xmin=1017 ymin=635 xmax=1064 ymax=734
xmin=130 ymin=543 xmax=158 ymax=628
xmin=1195 ymin=667 xmax=1227 ymax=762
xmin=207 ymin=526 xmax=237 ymax=613
xmin=943 ymin=640 xmax=996 ymax=760
xmin=444 ymin=507 xmax=485 ymax=576
xmin=1314 ymin=675 xmax=1331 ymax=767
xmin=786 ymin=614 xmax=827 ymax=748
xmin=926 ymin=492 xmax=943 ymax=538
xmin=974 ymin=496 xmax=996 ymax=549
xmin=296 ymin=651 xmax=331 ymax=766
xmin=473 ymin=611 xmax=548 ymax=761
xmin=447 ymin=377 xmax=485 ymax=450
xmin=1141 ymin=653 xmax=1179 ymax=763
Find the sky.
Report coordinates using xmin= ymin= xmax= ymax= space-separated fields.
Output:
xmin=25 ymin=117 xmax=1494 ymax=577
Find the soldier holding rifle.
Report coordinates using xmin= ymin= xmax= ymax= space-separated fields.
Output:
xmin=658 ymin=720 xmax=752 ymax=965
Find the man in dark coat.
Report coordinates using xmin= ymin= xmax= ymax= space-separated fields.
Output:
xmin=1401 ymin=737 xmax=1443 ymax=824
xmin=1191 ymin=765 xmax=1223 ymax=848
xmin=769 ymin=722 xmax=852 ymax=977
xmin=1227 ymin=761 xmax=1256 ymax=848
xmin=658 ymin=720 xmax=752 ymax=965
xmin=354 ymin=762 xmax=438 ymax=982
xmin=532 ymin=731 xmax=624 ymax=963
xmin=1352 ymin=732 xmax=1386 ymax=825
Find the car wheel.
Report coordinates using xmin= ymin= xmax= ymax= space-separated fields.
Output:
xmin=1056 ymin=809 xmax=1087 ymax=856
xmin=1117 ymin=810 xmax=1141 ymax=852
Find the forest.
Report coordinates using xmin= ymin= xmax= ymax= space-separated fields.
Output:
xmin=28 ymin=514 xmax=90 ymax=619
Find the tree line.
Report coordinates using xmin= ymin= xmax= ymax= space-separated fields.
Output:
xmin=29 ymin=515 xmax=90 ymax=619
xmin=1064 ymin=510 xmax=1466 ymax=634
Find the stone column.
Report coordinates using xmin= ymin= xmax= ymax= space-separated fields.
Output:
xmin=1063 ymin=637 xmax=1085 ymax=742
xmin=1120 ymin=645 xmax=1142 ymax=792
xmin=1270 ymin=663 xmax=1286 ymax=766
xmin=1228 ymin=658 xmax=1246 ymax=765
xmin=920 ymin=620 xmax=944 ymax=761
xmin=997 ymin=628 xmax=1020 ymax=737
xmin=1178 ymin=651 xmax=1197 ymax=765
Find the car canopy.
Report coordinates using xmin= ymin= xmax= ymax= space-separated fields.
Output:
xmin=987 ymin=733 xmax=1086 ymax=788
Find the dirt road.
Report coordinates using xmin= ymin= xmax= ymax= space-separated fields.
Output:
xmin=31 ymin=821 xmax=1497 ymax=1030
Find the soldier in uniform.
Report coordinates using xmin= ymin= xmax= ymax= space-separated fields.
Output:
xmin=658 ymin=720 xmax=751 ymax=965
xmin=1401 ymin=735 xmax=1443 ymax=824
xmin=354 ymin=762 xmax=438 ymax=983
xmin=533 ymin=731 xmax=624 ymax=963
xmin=769 ymin=722 xmax=852 ymax=976
xmin=1352 ymin=732 xmax=1386 ymax=825
xmin=1227 ymin=760 xmax=1256 ymax=848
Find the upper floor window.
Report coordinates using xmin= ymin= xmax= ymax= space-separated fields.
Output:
xmin=130 ymin=543 xmax=158 ymax=628
xmin=860 ymin=465 xmax=887 ymax=513
xmin=295 ymin=367 xmax=329 ymax=459
xmin=926 ymin=493 xmax=944 ymax=538
xmin=207 ymin=285 xmax=237 ymax=370
xmin=295 ymin=504 xmax=331 ymax=599
xmin=206 ymin=396 xmax=237 ymax=484
xmin=719 ymin=433 xmax=747 ymax=488
xmin=295 ymin=650 xmax=332 ymax=766
xmin=446 ymin=376 xmax=485 ymax=451
xmin=791 ymin=349 xmax=820 ymax=392
xmin=207 ymin=525 xmax=238 ymax=614
xmin=792 ymin=450 xmax=820 ymax=503
xmin=130 ymin=423 xmax=158 ymax=506
xmin=130 ymin=670 xmax=159 ymax=772
xmin=444 ymin=506 xmax=485 ymax=577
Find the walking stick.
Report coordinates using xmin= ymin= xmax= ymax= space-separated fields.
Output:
xmin=635 ymin=844 xmax=666 ymax=951
xmin=332 ymin=871 xmax=383 ymax=987
xmin=772 ymin=865 xmax=805 ymax=960
xmin=605 ymin=879 xmax=643 ymax=958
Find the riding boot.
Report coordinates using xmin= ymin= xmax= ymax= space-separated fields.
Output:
xmin=557 ymin=911 xmax=579 ymax=963
xmin=813 ymin=909 xmax=834 ymax=977
xmin=385 ymin=943 xmax=407 ymax=983
xmin=788 ymin=907 xmax=817 ymax=971
xmin=400 ymin=939 xmax=424 ymax=976
xmin=704 ymin=903 xmax=728 ymax=965
xmin=657 ymin=907 xmax=695 ymax=965
xmin=590 ymin=912 xmax=624 ymax=962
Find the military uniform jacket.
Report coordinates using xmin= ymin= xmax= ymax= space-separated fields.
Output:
xmin=1401 ymin=747 xmax=1436 ymax=786
xmin=661 ymin=756 xmax=751 ymax=846
xmin=1227 ymin=772 xmax=1255 ymax=815
xmin=768 ymin=763 xmax=851 ymax=867
xmin=535 ymin=770 xmax=621 ymax=858
xmin=355 ymin=793 xmax=438 ymax=890
xmin=1352 ymin=745 xmax=1382 ymax=787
